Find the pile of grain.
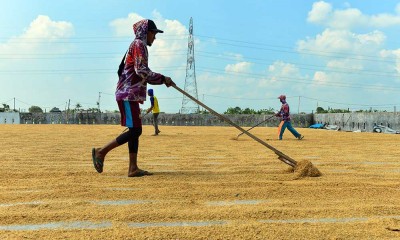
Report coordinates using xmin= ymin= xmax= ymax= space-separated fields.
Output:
xmin=293 ymin=160 xmax=322 ymax=179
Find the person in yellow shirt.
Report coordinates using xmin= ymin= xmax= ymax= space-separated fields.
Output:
xmin=146 ymin=89 xmax=161 ymax=135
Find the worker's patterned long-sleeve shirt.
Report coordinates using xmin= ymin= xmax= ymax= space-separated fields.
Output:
xmin=115 ymin=19 xmax=165 ymax=102
xmin=277 ymin=102 xmax=291 ymax=122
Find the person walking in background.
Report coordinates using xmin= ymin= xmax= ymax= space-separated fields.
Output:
xmin=275 ymin=95 xmax=304 ymax=140
xmin=91 ymin=19 xmax=174 ymax=177
xmin=146 ymin=89 xmax=161 ymax=136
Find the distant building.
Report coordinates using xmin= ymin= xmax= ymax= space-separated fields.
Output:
xmin=0 ymin=112 xmax=20 ymax=124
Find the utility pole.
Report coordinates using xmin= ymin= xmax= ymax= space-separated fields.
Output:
xmin=298 ymin=96 xmax=300 ymax=114
xmin=13 ymin=97 xmax=15 ymax=112
xmin=202 ymin=94 xmax=205 ymax=112
xmin=97 ymin=92 xmax=101 ymax=113
xmin=97 ymin=92 xmax=101 ymax=124
xmin=67 ymin=99 xmax=70 ymax=123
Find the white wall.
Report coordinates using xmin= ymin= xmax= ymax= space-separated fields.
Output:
xmin=0 ymin=112 xmax=20 ymax=124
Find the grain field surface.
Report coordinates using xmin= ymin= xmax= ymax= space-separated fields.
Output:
xmin=1 ymin=125 xmax=400 ymax=239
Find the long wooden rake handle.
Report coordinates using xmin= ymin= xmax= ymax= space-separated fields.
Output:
xmin=172 ymin=85 xmax=297 ymax=167
xmin=236 ymin=115 xmax=275 ymax=138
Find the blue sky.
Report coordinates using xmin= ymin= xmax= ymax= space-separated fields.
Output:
xmin=1 ymin=0 xmax=400 ymax=114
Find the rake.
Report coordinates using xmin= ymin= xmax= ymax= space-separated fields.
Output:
xmin=233 ymin=115 xmax=275 ymax=140
xmin=172 ymin=85 xmax=297 ymax=167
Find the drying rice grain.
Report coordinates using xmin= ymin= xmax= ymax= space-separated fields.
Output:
xmin=293 ymin=160 xmax=322 ymax=179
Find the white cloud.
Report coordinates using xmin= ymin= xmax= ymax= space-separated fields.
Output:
xmin=331 ymin=8 xmax=366 ymax=29
xmin=109 ymin=13 xmax=143 ymax=37
xmin=308 ymin=1 xmax=400 ymax=29
xmin=298 ymin=29 xmax=350 ymax=54
xmin=0 ymin=15 xmax=77 ymax=111
xmin=109 ymin=11 xmax=187 ymax=37
xmin=109 ymin=12 xmax=188 ymax=75
xmin=393 ymin=60 xmax=400 ymax=76
xmin=380 ymin=48 xmax=400 ymax=75
xmin=380 ymin=49 xmax=400 ymax=58
xmin=300 ymin=2 xmax=400 ymax=103
xmin=299 ymin=3 xmax=400 ymax=95
xmin=225 ymin=53 xmax=244 ymax=62
xmin=296 ymin=27 xmax=398 ymax=95
xmin=313 ymin=71 xmax=328 ymax=85
xmin=225 ymin=61 xmax=251 ymax=73
xmin=253 ymin=61 xmax=313 ymax=102
xmin=258 ymin=61 xmax=302 ymax=87
xmin=268 ymin=61 xmax=301 ymax=76
xmin=25 ymin=15 xmax=73 ymax=39
xmin=198 ymin=72 xmax=236 ymax=95
xmin=357 ymin=30 xmax=386 ymax=45
xmin=297 ymin=29 xmax=385 ymax=56
xmin=326 ymin=59 xmax=363 ymax=71
xmin=370 ymin=14 xmax=400 ymax=28
xmin=307 ymin=1 xmax=332 ymax=25
xmin=0 ymin=15 xmax=74 ymax=56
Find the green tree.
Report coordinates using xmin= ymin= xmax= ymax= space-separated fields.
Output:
xmin=242 ymin=107 xmax=256 ymax=114
xmin=50 ymin=107 xmax=62 ymax=113
xmin=257 ymin=108 xmax=275 ymax=114
xmin=316 ymin=107 xmax=327 ymax=113
xmin=1 ymin=104 xmax=10 ymax=112
xmin=29 ymin=105 xmax=43 ymax=113
xmin=75 ymin=103 xmax=82 ymax=111
xmin=225 ymin=106 xmax=278 ymax=114
xmin=87 ymin=107 xmax=100 ymax=112
xmin=198 ymin=109 xmax=209 ymax=114
xmin=224 ymin=106 xmax=242 ymax=114
xmin=328 ymin=108 xmax=350 ymax=113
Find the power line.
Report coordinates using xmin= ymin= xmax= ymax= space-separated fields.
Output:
xmin=2 ymin=32 xmax=400 ymax=111
xmin=195 ymin=34 xmax=400 ymax=63
xmin=0 ymin=53 xmax=187 ymax=60
xmin=1 ymin=50 xmax=398 ymax=80
xmin=299 ymin=96 xmax=399 ymax=107
xmin=0 ymin=35 xmax=188 ymax=44
xmin=203 ymin=94 xmax=271 ymax=101
xmin=196 ymin=51 xmax=400 ymax=79
xmin=1 ymin=49 xmax=397 ymax=80
xmin=203 ymin=94 xmax=400 ymax=108
xmin=0 ymin=64 xmax=398 ymax=92
xmin=195 ymin=67 xmax=400 ymax=92
xmin=0 ymin=66 xmax=186 ymax=74
xmin=2 ymin=33 xmax=399 ymax=63
xmin=0 ymin=98 xmax=15 ymax=104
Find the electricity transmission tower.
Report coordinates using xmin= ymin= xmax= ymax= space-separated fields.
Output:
xmin=180 ymin=17 xmax=200 ymax=114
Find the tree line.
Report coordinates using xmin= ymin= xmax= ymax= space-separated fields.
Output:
xmin=315 ymin=107 xmax=384 ymax=113
xmin=0 ymin=103 xmax=386 ymax=114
